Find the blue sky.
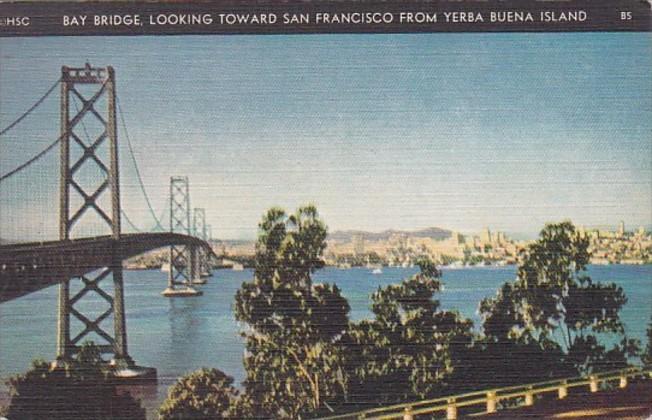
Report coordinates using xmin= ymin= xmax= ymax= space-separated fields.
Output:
xmin=1 ymin=33 xmax=650 ymax=241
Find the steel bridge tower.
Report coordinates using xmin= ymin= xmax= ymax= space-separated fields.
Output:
xmin=56 ymin=64 xmax=152 ymax=376
xmin=204 ymin=223 xmax=214 ymax=277
xmin=162 ymin=176 xmax=202 ymax=296
xmin=192 ymin=207 xmax=212 ymax=282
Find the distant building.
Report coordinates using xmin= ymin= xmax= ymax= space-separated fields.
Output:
xmin=618 ymin=221 xmax=625 ymax=237
xmin=451 ymin=231 xmax=464 ymax=246
xmin=481 ymin=227 xmax=492 ymax=244
xmin=352 ymin=234 xmax=365 ymax=256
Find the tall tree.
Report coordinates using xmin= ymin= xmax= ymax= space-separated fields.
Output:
xmin=479 ymin=221 xmax=638 ymax=384
xmin=234 ymin=206 xmax=350 ymax=418
xmin=343 ymin=258 xmax=474 ymax=406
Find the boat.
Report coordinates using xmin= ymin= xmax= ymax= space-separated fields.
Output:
xmin=372 ymin=267 xmax=383 ymax=275
xmin=160 ymin=263 xmax=170 ymax=273
xmin=232 ymin=263 xmax=244 ymax=271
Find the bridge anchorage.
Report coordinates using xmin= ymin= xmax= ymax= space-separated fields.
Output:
xmin=162 ymin=176 xmax=204 ymax=297
xmin=54 ymin=64 xmax=155 ymax=379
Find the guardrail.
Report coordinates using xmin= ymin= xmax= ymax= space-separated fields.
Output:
xmin=319 ymin=366 xmax=652 ymax=420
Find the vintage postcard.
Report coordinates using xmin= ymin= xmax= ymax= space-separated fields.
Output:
xmin=0 ymin=1 xmax=651 ymax=419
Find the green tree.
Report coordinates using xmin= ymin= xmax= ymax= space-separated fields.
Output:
xmin=159 ymin=368 xmax=238 ymax=419
xmin=234 ymin=206 xmax=350 ymax=418
xmin=644 ymin=315 xmax=652 ymax=365
xmin=479 ymin=221 xmax=638 ymax=385
xmin=343 ymin=258 xmax=474 ymax=406
xmin=3 ymin=342 xmax=145 ymax=420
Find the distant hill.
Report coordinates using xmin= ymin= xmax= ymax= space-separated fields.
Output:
xmin=328 ymin=227 xmax=452 ymax=243
xmin=213 ymin=239 xmax=254 ymax=246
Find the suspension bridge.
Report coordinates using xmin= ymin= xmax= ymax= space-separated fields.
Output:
xmin=0 ymin=64 xmax=218 ymax=377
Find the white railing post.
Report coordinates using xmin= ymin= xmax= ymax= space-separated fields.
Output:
xmin=589 ymin=375 xmax=599 ymax=393
xmin=446 ymin=398 xmax=457 ymax=420
xmin=558 ymin=380 xmax=568 ymax=399
xmin=403 ymin=406 xmax=413 ymax=420
xmin=486 ymin=391 xmax=497 ymax=413
xmin=524 ymin=388 xmax=534 ymax=406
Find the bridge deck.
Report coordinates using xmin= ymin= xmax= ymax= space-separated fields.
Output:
xmin=0 ymin=233 xmax=210 ymax=303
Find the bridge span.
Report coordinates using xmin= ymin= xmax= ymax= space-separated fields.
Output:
xmin=0 ymin=233 xmax=211 ymax=303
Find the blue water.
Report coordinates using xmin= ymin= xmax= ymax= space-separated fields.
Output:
xmin=1 ymin=265 xmax=650 ymax=413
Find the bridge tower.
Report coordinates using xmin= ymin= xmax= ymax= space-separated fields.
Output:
xmin=204 ymin=223 xmax=214 ymax=276
xmin=162 ymin=176 xmax=203 ymax=297
xmin=192 ymin=208 xmax=212 ymax=282
xmin=56 ymin=64 xmax=153 ymax=376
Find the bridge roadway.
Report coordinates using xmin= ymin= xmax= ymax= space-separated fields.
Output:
xmin=0 ymin=233 xmax=211 ymax=303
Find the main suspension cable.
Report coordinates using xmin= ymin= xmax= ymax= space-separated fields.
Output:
xmin=0 ymin=78 xmax=61 ymax=137
xmin=0 ymin=137 xmax=60 ymax=182
xmin=117 ymin=97 xmax=165 ymax=231
xmin=0 ymin=79 xmax=108 ymax=183
xmin=121 ymin=209 xmax=144 ymax=233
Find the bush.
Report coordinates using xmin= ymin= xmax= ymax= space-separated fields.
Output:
xmin=4 ymin=343 xmax=145 ymax=420
xmin=159 ymin=368 xmax=238 ymax=419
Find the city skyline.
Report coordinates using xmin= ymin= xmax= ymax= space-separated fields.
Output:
xmin=216 ymin=220 xmax=649 ymax=243
xmin=1 ymin=33 xmax=650 ymax=241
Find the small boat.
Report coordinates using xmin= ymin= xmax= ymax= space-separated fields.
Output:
xmin=371 ymin=265 xmax=383 ymax=275
xmin=160 ymin=263 xmax=171 ymax=273
xmin=232 ymin=263 xmax=244 ymax=271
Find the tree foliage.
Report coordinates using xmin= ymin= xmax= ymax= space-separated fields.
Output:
xmin=479 ymin=221 xmax=638 ymax=383
xmin=234 ymin=205 xmax=350 ymax=418
xmin=159 ymin=368 xmax=238 ymax=419
xmin=343 ymin=258 xmax=474 ymax=405
xmin=644 ymin=315 xmax=652 ymax=366
xmin=152 ymin=215 xmax=646 ymax=419
xmin=3 ymin=342 xmax=145 ymax=420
